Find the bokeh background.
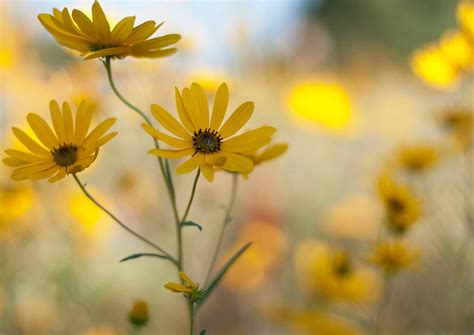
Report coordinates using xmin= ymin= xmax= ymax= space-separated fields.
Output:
xmin=1 ymin=0 xmax=473 ymax=334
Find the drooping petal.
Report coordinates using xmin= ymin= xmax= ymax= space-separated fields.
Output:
xmin=220 ymin=152 xmax=254 ymax=174
xmin=26 ymin=113 xmax=59 ymax=149
xmin=219 ymin=101 xmax=254 ymax=138
xmin=210 ymin=83 xmax=229 ymax=130
xmin=176 ymin=154 xmax=201 ymax=174
xmin=142 ymin=123 xmax=192 ymax=149
xmin=50 ymin=100 xmax=66 ymax=143
xmin=221 ymin=126 xmax=276 ymax=153
xmin=48 ymin=168 xmax=67 ymax=183
xmin=150 ymin=104 xmax=191 ymax=140
xmin=199 ymin=156 xmax=214 ymax=181
xmin=12 ymin=127 xmax=50 ymax=157
xmin=148 ymin=148 xmax=194 ymax=158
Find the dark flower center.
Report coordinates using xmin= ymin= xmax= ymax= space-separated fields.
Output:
xmin=333 ymin=251 xmax=352 ymax=278
xmin=193 ymin=129 xmax=222 ymax=154
xmin=52 ymin=144 xmax=78 ymax=167
xmin=387 ymin=197 xmax=405 ymax=213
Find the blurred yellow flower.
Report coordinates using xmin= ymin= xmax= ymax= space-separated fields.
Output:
xmin=3 ymin=100 xmax=117 ymax=183
xmin=288 ymin=82 xmax=355 ymax=134
xmin=439 ymin=31 xmax=473 ymax=71
xmin=15 ymin=298 xmax=58 ymax=335
xmin=369 ymin=240 xmax=418 ymax=274
xmin=378 ymin=174 xmax=421 ymax=234
xmin=38 ymin=2 xmax=180 ymax=60
xmin=0 ymin=182 xmax=33 ymax=240
xmin=440 ymin=106 xmax=474 ymax=149
xmin=458 ymin=1 xmax=474 ymax=40
xmin=144 ymin=82 xmax=276 ymax=181
xmin=396 ymin=144 xmax=439 ymax=173
xmin=270 ymin=308 xmax=362 ymax=335
xmin=188 ymin=69 xmax=229 ymax=93
xmin=128 ymin=299 xmax=149 ymax=327
xmin=164 ymin=271 xmax=202 ymax=302
xmin=223 ymin=220 xmax=286 ymax=291
xmin=294 ymin=240 xmax=379 ymax=303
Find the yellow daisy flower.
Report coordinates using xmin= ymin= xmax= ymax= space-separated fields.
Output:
xmin=395 ymin=144 xmax=439 ymax=173
xmin=377 ymin=174 xmax=421 ymax=234
xmin=143 ymin=82 xmax=276 ymax=181
xmin=38 ymin=2 xmax=180 ymax=60
xmin=369 ymin=240 xmax=419 ymax=274
xmin=128 ymin=299 xmax=149 ymax=327
xmin=164 ymin=271 xmax=202 ymax=302
xmin=3 ymin=100 xmax=117 ymax=183
xmin=458 ymin=1 xmax=474 ymax=40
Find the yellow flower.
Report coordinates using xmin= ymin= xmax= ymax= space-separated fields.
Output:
xmin=38 ymin=2 xmax=180 ymax=60
xmin=239 ymin=143 xmax=287 ymax=178
xmin=396 ymin=144 xmax=439 ymax=173
xmin=3 ymin=100 xmax=117 ymax=183
xmin=440 ymin=106 xmax=474 ymax=149
xmin=128 ymin=299 xmax=149 ymax=327
xmin=369 ymin=240 xmax=418 ymax=274
xmin=0 ymin=182 xmax=34 ymax=240
xmin=294 ymin=240 xmax=379 ymax=303
xmin=164 ymin=271 xmax=203 ymax=302
xmin=458 ymin=1 xmax=474 ymax=40
xmin=143 ymin=82 xmax=276 ymax=181
xmin=270 ymin=308 xmax=362 ymax=335
xmin=377 ymin=174 xmax=421 ymax=234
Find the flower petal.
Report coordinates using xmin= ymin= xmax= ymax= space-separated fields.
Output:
xmin=92 ymin=2 xmax=111 ymax=43
xmin=4 ymin=149 xmax=52 ymax=163
xmin=111 ymin=16 xmax=135 ymax=43
xmin=210 ymin=83 xmax=229 ymax=130
xmin=84 ymin=46 xmax=131 ymax=60
xmin=221 ymin=126 xmax=276 ymax=153
xmin=182 ymin=87 xmax=205 ymax=130
xmin=150 ymin=104 xmax=191 ymax=140
xmin=191 ymin=82 xmax=209 ymax=129
xmin=148 ymin=148 xmax=194 ymax=158
xmin=220 ymin=152 xmax=254 ymax=173
xmin=62 ymin=101 xmax=75 ymax=143
xmin=176 ymin=154 xmax=201 ymax=174
xmin=71 ymin=9 xmax=96 ymax=39
xmin=199 ymin=157 xmax=214 ymax=181
xmin=142 ymin=123 xmax=192 ymax=149
xmin=130 ymin=48 xmax=177 ymax=58
xmin=27 ymin=113 xmax=59 ymax=150
xmin=97 ymin=132 xmax=118 ymax=146
xmin=131 ymin=34 xmax=181 ymax=52
xmin=50 ymin=100 xmax=66 ymax=143
xmin=3 ymin=157 xmax=27 ymax=167
xmin=124 ymin=20 xmax=160 ymax=44
xmin=82 ymin=118 xmax=116 ymax=148
xmin=48 ymin=168 xmax=67 ymax=183
xmin=175 ymin=88 xmax=195 ymax=133
xmin=74 ymin=101 xmax=93 ymax=144
xmin=12 ymin=127 xmax=50 ymax=157
xmin=219 ymin=101 xmax=254 ymax=138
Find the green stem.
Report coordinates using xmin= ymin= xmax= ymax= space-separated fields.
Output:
xmin=203 ymin=173 xmax=239 ymax=287
xmin=181 ymin=169 xmax=201 ymax=223
xmin=189 ymin=302 xmax=195 ymax=335
xmin=72 ymin=173 xmax=178 ymax=267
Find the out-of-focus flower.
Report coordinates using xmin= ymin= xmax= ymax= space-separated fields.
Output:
xmin=288 ymin=82 xmax=355 ymax=134
xmin=439 ymin=31 xmax=473 ymax=71
xmin=164 ymin=272 xmax=203 ymax=303
xmin=240 ymin=143 xmax=288 ymax=178
xmin=269 ymin=307 xmax=362 ymax=335
xmin=223 ymin=220 xmax=286 ymax=291
xmin=458 ymin=1 xmax=474 ymax=40
xmin=369 ymin=240 xmax=419 ymax=274
xmin=395 ymin=144 xmax=439 ymax=173
xmin=378 ymin=174 xmax=421 ymax=235
xmin=188 ymin=69 xmax=229 ymax=93
xmin=144 ymin=82 xmax=276 ymax=181
xmin=3 ymin=100 xmax=117 ymax=183
xmin=439 ymin=106 xmax=474 ymax=149
xmin=323 ymin=195 xmax=381 ymax=240
xmin=82 ymin=327 xmax=121 ymax=335
xmin=38 ymin=2 xmax=180 ymax=60
xmin=294 ymin=240 xmax=379 ymax=303
xmin=15 ymin=298 xmax=57 ymax=335
xmin=0 ymin=182 xmax=33 ymax=240
xmin=128 ymin=299 xmax=149 ymax=327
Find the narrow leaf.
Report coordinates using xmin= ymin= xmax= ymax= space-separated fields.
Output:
xmin=199 ymin=242 xmax=252 ymax=306
xmin=120 ymin=253 xmax=170 ymax=263
xmin=181 ymin=221 xmax=203 ymax=231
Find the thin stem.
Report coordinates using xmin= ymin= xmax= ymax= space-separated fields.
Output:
xmin=203 ymin=173 xmax=239 ymax=287
xmin=72 ymin=173 xmax=178 ymax=267
xmin=181 ymin=169 xmax=201 ymax=223
xmin=372 ymin=274 xmax=393 ymax=335
xmin=188 ymin=302 xmax=195 ymax=335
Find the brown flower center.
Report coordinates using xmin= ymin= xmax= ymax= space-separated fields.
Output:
xmin=52 ymin=144 xmax=78 ymax=167
xmin=193 ymin=129 xmax=222 ymax=154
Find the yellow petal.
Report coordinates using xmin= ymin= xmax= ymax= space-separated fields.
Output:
xmin=150 ymin=104 xmax=191 ymax=140
xmin=124 ymin=20 xmax=159 ymax=43
xmin=148 ymin=148 xmax=194 ymax=158
xmin=111 ymin=16 xmax=135 ymax=43
xmin=221 ymin=126 xmax=276 ymax=153
xmin=164 ymin=283 xmax=192 ymax=293
xmin=179 ymin=271 xmax=197 ymax=288
xmin=131 ymin=48 xmax=177 ymax=59
xmin=27 ymin=113 xmax=59 ymax=150
xmin=191 ymin=82 xmax=209 ymax=129
xmin=12 ymin=127 xmax=50 ymax=157
xmin=48 ymin=168 xmax=67 ymax=183
xmin=10 ymin=162 xmax=56 ymax=176
xmin=175 ymin=88 xmax=195 ymax=133
xmin=131 ymin=34 xmax=181 ymax=52
xmin=82 ymin=118 xmax=117 ymax=148
xmin=5 ymin=149 xmax=52 ymax=163
xmin=3 ymin=157 xmax=27 ymax=167
xmin=97 ymin=132 xmax=118 ymax=146
xmin=84 ymin=46 xmax=131 ymax=60
xmin=62 ymin=101 xmax=75 ymax=143
xmin=205 ymin=153 xmax=227 ymax=167
xmin=50 ymin=100 xmax=66 ymax=143
xmin=255 ymin=143 xmax=288 ymax=164
xmin=92 ymin=1 xmax=111 ymax=43
xmin=199 ymin=158 xmax=215 ymax=182
xmin=210 ymin=83 xmax=229 ymax=130
xmin=220 ymin=152 xmax=254 ymax=174
xmin=176 ymin=154 xmax=201 ymax=174
xmin=182 ymin=88 xmax=205 ymax=130
xmin=71 ymin=9 xmax=96 ymax=39
xmin=142 ymin=123 xmax=192 ymax=149
xmin=13 ymin=165 xmax=59 ymax=181
xmin=74 ymin=101 xmax=93 ymax=144
xmin=219 ymin=101 xmax=254 ymax=138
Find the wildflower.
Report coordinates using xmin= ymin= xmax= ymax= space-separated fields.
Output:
xmin=378 ymin=174 xmax=421 ymax=234
xmin=0 ymin=182 xmax=33 ymax=240
xmin=128 ymin=299 xmax=149 ymax=327
xmin=396 ymin=145 xmax=439 ymax=173
xmin=38 ymin=2 xmax=180 ymax=60
xmin=3 ymin=100 xmax=117 ymax=183
xmin=294 ymin=240 xmax=379 ymax=303
xmin=457 ymin=1 xmax=474 ymax=40
xmin=440 ymin=107 xmax=474 ymax=149
xmin=143 ymin=82 xmax=276 ymax=181
xmin=164 ymin=271 xmax=203 ymax=303
xmin=369 ymin=240 xmax=418 ymax=274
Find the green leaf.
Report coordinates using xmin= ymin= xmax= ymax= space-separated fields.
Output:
xmin=164 ymin=159 xmax=176 ymax=201
xmin=198 ymin=242 xmax=252 ymax=306
xmin=181 ymin=221 xmax=203 ymax=231
xmin=199 ymin=330 xmax=206 ymax=335
xmin=120 ymin=253 xmax=171 ymax=263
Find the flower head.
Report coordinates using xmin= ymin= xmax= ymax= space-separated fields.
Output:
xmin=128 ymin=299 xmax=149 ymax=327
xmin=369 ymin=240 xmax=418 ymax=274
xmin=38 ymin=2 xmax=180 ymax=60
xmin=396 ymin=144 xmax=439 ymax=173
xmin=439 ymin=106 xmax=474 ymax=149
xmin=377 ymin=174 xmax=421 ymax=235
xmin=143 ymin=82 xmax=276 ymax=181
xmin=164 ymin=271 xmax=203 ymax=303
xmin=3 ymin=100 xmax=117 ymax=183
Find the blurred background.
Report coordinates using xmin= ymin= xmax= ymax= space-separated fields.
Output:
xmin=1 ymin=0 xmax=473 ymax=334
